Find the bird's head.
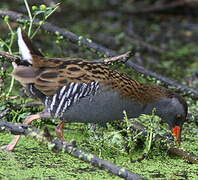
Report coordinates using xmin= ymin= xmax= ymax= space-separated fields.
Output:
xmin=160 ymin=93 xmax=188 ymax=144
xmin=141 ymin=85 xmax=188 ymax=144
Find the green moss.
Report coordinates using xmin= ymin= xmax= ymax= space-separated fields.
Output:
xmin=0 ymin=134 xmax=121 ymax=180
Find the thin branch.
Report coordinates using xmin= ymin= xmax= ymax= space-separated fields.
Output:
xmin=0 ymin=51 xmax=21 ymax=61
xmin=0 ymin=108 xmax=11 ymax=119
xmin=168 ymin=147 xmax=198 ymax=164
xmin=40 ymin=1 xmax=198 ymax=16
xmin=0 ymin=10 xmax=198 ymax=98
xmin=0 ymin=120 xmax=146 ymax=180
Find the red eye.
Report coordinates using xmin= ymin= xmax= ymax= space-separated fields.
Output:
xmin=176 ymin=114 xmax=182 ymax=119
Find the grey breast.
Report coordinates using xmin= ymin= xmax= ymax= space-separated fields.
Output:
xmin=43 ymin=82 xmax=145 ymax=124
xmin=62 ymin=88 xmax=144 ymax=124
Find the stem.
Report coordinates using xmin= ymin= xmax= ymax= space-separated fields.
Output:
xmin=45 ymin=3 xmax=60 ymax=19
xmin=147 ymin=128 xmax=153 ymax=153
xmin=0 ymin=39 xmax=10 ymax=51
xmin=30 ymin=20 xmax=43 ymax=39
xmin=5 ymin=21 xmax=14 ymax=54
xmin=30 ymin=15 xmax=41 ymax=39
xmin=24 ymin=0 xmax=33 ymax=36
xmin=4 ymin=21 xmax=15 ymax=98
xmin=6 ymin=75 xmax=15 ymax=98
xmin=144 ymin=116 xmax=154 ymax=154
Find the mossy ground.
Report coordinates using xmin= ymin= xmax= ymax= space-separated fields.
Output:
xmin=0 ymin=135 xmax=117 ymax=180
xmin=0 ymin=1 xmax=198 ymax=179
xmin=0 ymin=121 xmax=197 ymax=180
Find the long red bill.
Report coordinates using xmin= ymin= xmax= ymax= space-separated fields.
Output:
xmin=172 ymin=126 xmax=181 ymax=144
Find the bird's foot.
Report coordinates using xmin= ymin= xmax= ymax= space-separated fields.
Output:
xmin=0 ymin=143 xmax=16 ymax=152
xmin=0 ymin=135 xmax=21 ymax=152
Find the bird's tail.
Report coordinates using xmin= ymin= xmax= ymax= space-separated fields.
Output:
xmin=17 ymin=27 xmax=43 ymax=64
xmin=12 ymin=28 xmax=43 ymax=85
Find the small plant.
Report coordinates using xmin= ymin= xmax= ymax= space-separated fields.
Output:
xmin=120 ymin=109 xmax=169 ymax=161
xmin=23 ymin=0 xmax=60 ymax=38
xmin=80 ymin=124 xmax=126 ymax=158
xmin=0 ymin=1 xmax=59 ymax=100
xmin=0 ymin=1 xmax=59 ymax=129
xmin=80 ymin=110 xmax=166 ymax=160
xmin=0 ymin=16 xmax=15 ymax=54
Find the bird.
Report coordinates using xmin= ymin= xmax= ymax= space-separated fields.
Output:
xmin=3 ymin=27 xmax=188 ymax=151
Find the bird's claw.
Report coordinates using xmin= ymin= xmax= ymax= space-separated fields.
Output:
xmin=0 ymin=144 xmax=15 ymax=152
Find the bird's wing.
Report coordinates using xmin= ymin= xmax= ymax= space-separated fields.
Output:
xmin=13 ymin=56 xmax=114 ymax=96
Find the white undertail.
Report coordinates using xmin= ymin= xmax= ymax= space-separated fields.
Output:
xmin=17 ymin=27 xmax=32 ymax=64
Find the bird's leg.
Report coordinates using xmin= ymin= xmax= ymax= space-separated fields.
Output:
xmin=1 ymin=111 xmax=50 ymax=152
xmin=55 ymin=122 xmax=77 ymax=147
xmin=55 ymin=121 xmax=65 ymax=140
xmin=1 ymin=114 xmax=41 ymax=152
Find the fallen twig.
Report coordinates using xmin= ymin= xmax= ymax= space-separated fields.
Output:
xmin=0 ymin=51 xmax=21 ymax=61
xmin=0 ymin=120 xmax=146 ymax=180
xmin=0 ymin=108 xmax=10 ymax=119
xmin=0 ymin=10 xmax=198 ymax=98
xmin=0 ymin=51 xmax=20 ymax=61
xmin=168 ymin=147 xmax=198 ymax=164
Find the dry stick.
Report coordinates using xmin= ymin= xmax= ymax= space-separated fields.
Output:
xmin=0 ymin=51 xmax=20 ymax=61
xmin=0 ymin=109 xmax=10 ymax=119
xmin=0 ymin=9 xmax=198 ymax=98
xmin=168 ymin=147 xmax=198 ymax=164
xmin=0 ymin=120 xmax=146 ymax=180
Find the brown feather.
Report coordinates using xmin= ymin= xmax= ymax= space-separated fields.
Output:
xmin=14 ymin=55 xmax=173 ymax=103
xmin=12 ymin=66 xmax=37 ymax=84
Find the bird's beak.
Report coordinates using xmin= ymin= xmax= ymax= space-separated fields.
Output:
xmin=172 ymin=126 xmax=181 ymax=145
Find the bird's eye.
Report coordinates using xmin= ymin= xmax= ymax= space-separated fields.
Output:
xmin=174 ymin=114 xmax=183 ymax=126
xmin=176 ymin=114 xmax=182 ymax=120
